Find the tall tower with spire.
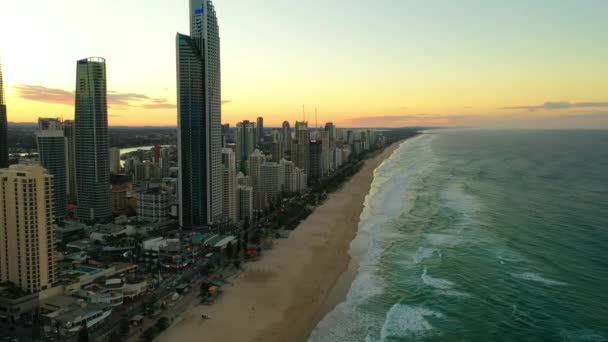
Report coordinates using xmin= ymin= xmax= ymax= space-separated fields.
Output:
xmin=0 ymin=62 xmax=8 ymax=168
xmin=176 ymin=0 xmax=222 ymax=227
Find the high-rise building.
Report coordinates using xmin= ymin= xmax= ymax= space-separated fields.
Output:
xmin=324 ymin=122 xmax=337 ymax=149
xmin=316 ymin=130 xmax=330 ymax=174
xmin=63 ymin=120 xmax=77 ymax=203
xmin=281 ymin=121 xmax=292 ymax=153
xmin=74 ymin=57 xmax=112 ymax=222
xmin=109 ymin=147 xmax=121 ymax=174
xmin=247 ymin=149 xmax=265 ymax=211
xmin=160 ymin=147 xmax=171 ymax=178
xmin=0 ymin=62 xmax=8 ymax=168
xmin=221 ymin=123 xmax=230 ymax=147
xmin=293 ymin=121 xmax=310 ymax=176
xmin=0 ymin=165 xmax=56 ymax=292
xmin=282 ymin=159 xmax=296 ymax=193
xmin=270 ymin=129 xmax=284 ymax=162
xmin=294 ymin=167 xmax=308 ymax=192
xmin=260 ymin=162 xmax=284 ymax=204
xmin=235 ymin=120 xmax=255 ymax=171
xmin=256 ymin=116 xmax=264 ymax=145
xmin=137 ymin=188 xmax=170 ymax=222
xmin=237 ymin=186 xmax=253 ymax=223
xmin=36 ymin=118 xmax=67 ymax=219
xmin=221 ymin=148 xmax=238 ymax=223
xmin=176 ymin=0 xmax=222 ymax=227
xmin=309 ymin=140 xmax=323 ymax=183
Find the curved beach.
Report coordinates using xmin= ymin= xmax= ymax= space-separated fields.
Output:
xmin=157 ymin=142 xmax=403 ymax=342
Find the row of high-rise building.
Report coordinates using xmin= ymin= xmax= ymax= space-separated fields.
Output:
xmin=0 ymin=57 xmax=112 ymax=293
xmin=0 ymin=0 xmax=389 ymax=302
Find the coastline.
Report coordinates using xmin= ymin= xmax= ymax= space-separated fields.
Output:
xmin=156 ymin=140 xmax=405 ymax=342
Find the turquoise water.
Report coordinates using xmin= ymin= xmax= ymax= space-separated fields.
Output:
xmin=77 ymin=265 xmax=103 ymax=274
xmin=310 ymin=130 xmax=608 ymax=341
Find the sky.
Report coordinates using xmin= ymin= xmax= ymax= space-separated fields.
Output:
xmin=1 ymin=0 xmax=607 ymax=128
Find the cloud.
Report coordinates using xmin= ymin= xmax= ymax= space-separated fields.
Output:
xmin=13 ymin=84 xmax=73 ymax=105
xmin=221 ymin=100 xmax=232 ymax=105
xmin=14 ymin=84 xmax=178 ymax=110
xmin=501 ymin=101 xmax=608 ymax=111
xmin=345 ymin=114 xmax=469 ymax=127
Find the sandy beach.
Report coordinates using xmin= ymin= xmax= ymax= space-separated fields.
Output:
xmin=157 ymin=141 xmax=403 ymax=342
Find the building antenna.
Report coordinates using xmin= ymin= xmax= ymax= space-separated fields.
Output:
xmin=315 ymin=105 xmax=318 ymax=129
xmin=302 ymin=104 xmax=306 ymax=122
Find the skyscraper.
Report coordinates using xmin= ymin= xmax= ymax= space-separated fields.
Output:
xmin=293 ymin=121 xmax=310 ymax=177
xmin=63 ymin=120 xmax=77 ymax=203
xmin=309 ymin=140 xmax=323 ymax=183
xmin=221 ymin=148 xmax=238 ymax=223
xmin=282 ymin=121 xmax=291 ymax=153
xmin=109 ymin=147 xmax=121 ymax=174
xmin=248 ymin=149 xmax=265 ymax=211
xmin=36 ymin=118 xmax=67 ymax=220
xmin=177 ymin=0 xmax=222 ymax=227
xmin=74 ymin=57 xmax=111 ymax=222
xmin=0 ymin=165 xmax=56 ymax=292
xmin=256 ymin=116 xmax=264 ymax=145
xmin=0 ymin=62 xmax=8 ymax=168
xmin=235 ymin=120 xmax=256 ymax=172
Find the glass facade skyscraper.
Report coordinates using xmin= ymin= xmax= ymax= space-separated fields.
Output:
xmin=74 ymin=57 xmax=111 ymax=222
xmin=177 ymin=0 xmax=222 ymax=227
xmin=36 ymin=118 xmax=67 ymax=220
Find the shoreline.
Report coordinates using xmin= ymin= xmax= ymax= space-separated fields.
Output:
xmin=156 ymin=140 xmax=406 ymax=342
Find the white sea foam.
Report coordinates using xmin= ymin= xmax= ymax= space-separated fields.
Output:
xmin=379 ymin=304 xmax=444 ymax=341
xmin=434 ymin=289 xmax=472 ymax=298
xmin=309 ymin=135 xmax=438 ymax=342
xmin=512 ymin=272 xmax=569 ymax=286
xmin=413 ymin=247 xmax=441 ymax=264
xmin=425 ymin=233 xmax=459 ymax=246
xmin=421 ymin=267 xmax=455 ymax=290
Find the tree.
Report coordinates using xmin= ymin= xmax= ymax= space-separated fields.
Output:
xmin=225 ymin=242 xmax=233 ymax=260
xmin=120 ymin=319 xmax=131 ymax=336
xmin=155 ymin=317 xmax=170 ymax=331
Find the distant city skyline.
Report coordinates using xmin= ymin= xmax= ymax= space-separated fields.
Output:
xmin=1 ymin=0 xmax=608 ymax=128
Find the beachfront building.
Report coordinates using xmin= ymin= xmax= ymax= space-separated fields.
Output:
xmin=237 ymin=186 xmax=253 ymax=223
xmin=177 ymin=0 xmax=223 ymax=227
xmin=236 ymin=120 xmax=256 ymax=172
xmin=221 ymin=148 xmax=238 ymax=223
xmin=316 ymin=130 xmax=331 ymax=174
xmin=36 ymin=117 xmax=67 ymax=219
xmin=294 ymin=167 xmax=308 ymax=193
xmin=0 ymin=165 xmax=57 ymax=293
xmin=75 ymin=57 xmax=112 ymax=222
xmin=293 ymin=121 xmax=310 ymax=176
xmin=309 ymin=140 xmax=323 ymax=184
xmin=260 ymin=162 xmax=284 ymax=205
xmin=247 ymin=149 xmax=266 ymax=211
xmin=283 ymin=159 xmax=296 ymax=193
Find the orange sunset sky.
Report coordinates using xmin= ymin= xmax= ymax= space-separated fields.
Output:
xmin=1 ymin=0 xmax=607 ymax=128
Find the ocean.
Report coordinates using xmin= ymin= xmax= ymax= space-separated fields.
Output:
xmin=309 ymin=130 xmax=608 ymax=341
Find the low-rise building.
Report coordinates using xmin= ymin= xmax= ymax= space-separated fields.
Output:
xmin=137 ymin=188 xmax=170 ymax=222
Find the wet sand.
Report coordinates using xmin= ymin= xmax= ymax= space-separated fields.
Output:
xmin=157 ymin=142 xmax=403 ymax=342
